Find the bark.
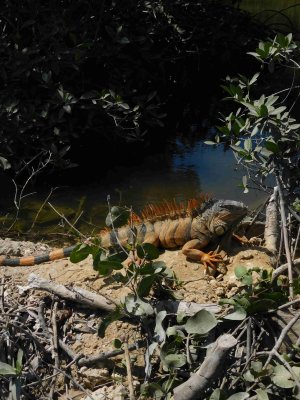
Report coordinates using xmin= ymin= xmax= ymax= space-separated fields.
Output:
xmin=173 ymin=334 xmax=237 ymax=400
xmin=264 ymin=186 xmax=279 ymax=253
xmin=26 ymin=274 xmax=222 ymax=316
xmin=27 ymin=273 xmax=117 ymax=311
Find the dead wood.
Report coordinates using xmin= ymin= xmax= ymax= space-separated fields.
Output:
xmin=264 ymin=186 xmax=279 ymax=254
xmin=272 ymin=258 xmax=300 ymax=280
xmin=27 ymin=273 xmax=117 ymax=312
xmin=173 ymin=334 xmax=237 ymax=400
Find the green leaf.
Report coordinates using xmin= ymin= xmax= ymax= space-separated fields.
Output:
xmin=204 ymin=140 xmax=216 ymax=145
xmin=98 ymin=308 xmax=123 ymax=338
xmin=265 ymin=141 xmax=279 ymax=153
xmin=137 ymin=243 xmax=159 ymax=260
xmin=269 ymin=106 xmax=286 ymax=115
xmin=93 ymin=253 xmax=123 ymax=275
xmin=224 ymin=306 xmax=247 ymax=320
xmin=272 ymin=365 xmax=294 ymax=388
xmin=105 ymin=206 xmax=130 ymax=228
xmin=243 ymin=370 xmax=255 ymax=382
xmin=162 ymin=353 xmax=187 ymax=370
xmin=185 ymin=309 xmax=217 ymax=334
xmin=247 ymin=299 xmax=276 ymax=314
xmin=138 ymin=275 xmax=156 ymax=297
xmin=0 ymin=156 xmax=11 ymax=170
xmin=113 ymin=338 xmax=123 ymax=348
xmin=226 ymin=393 xmax=249 ymax=400
xmin=124 ymin=294 xmax=154 ymax=316
xmin=234 ymin=265 xmax=248 ymax=278
xmin=70 ymin=243 xmax=93 ymax=263
xmin=0 ymin=361 xmax=17 ymax=376
xmin=244 ymin=138 xmax=252 ymax=152
xmin=249 ymin=72 xmax=260 ymax=85
xmin=256 ymin=389 xmax=269 ymax=400
xmin=209 ymin=388 xmax=223 ymax=400
xmin=241 ymin=274 xmax=253 ymax=286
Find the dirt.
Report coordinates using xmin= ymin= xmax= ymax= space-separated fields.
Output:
xmin=0 ymin=236 xmax=274 ymax=399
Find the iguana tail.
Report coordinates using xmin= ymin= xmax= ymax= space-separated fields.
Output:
xmin=0 ymin=245 xmax=76 ymax=266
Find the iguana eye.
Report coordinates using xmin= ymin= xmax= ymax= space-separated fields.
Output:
xmin=215 ymin=225 xmax=226 ymax=236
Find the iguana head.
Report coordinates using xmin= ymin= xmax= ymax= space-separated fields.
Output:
xmin=207 ymin=200 xmax=248 ymax=236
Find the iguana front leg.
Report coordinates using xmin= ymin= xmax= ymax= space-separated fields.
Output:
xmin=182 ymin=239 xmax=223 ymax=273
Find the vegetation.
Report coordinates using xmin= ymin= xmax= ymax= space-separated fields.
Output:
xmin=0 ymin=0 xmax=268 ymax=177
xmin=1 ymin=3 xmax=300 ymax=399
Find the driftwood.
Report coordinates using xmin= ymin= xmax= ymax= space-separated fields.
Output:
xmin=272 ymin=258 xmax=300 ymax=280
xmin=264 ymin=187 xmax=279 ymax=254
xmin=173 ymin=334 xmax=237 ymax=400
xmin=27 ymin=273 xmax=117 ymax=312
xmin=25 ymin=274 xmax=222 ymax=316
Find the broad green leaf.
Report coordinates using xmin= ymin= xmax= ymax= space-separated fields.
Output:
xmin=204 ymin=140 xmax=216 ymax=145
xmin=265 ymin=141 xmax=279 ymax=153
xmin=272 ymin=365 xmax=294 ymax=388
xmin=0 ymin=361 xmax=17 ymax=376
xmin=138 ymin=275 xmax=156 ymax=297
xmin=98 ymin=308 xmax=123 ymax=338
xmin=113 ymin=338 xmax=123 ymax=348
xmin=185 ymin=309 xmax=217 ymax=334
xmin=234 ymin=265 xmax=248 ymax=278
xmin=249 ymin=72 xmax=260 ymax=85
xmin=162 ymin=353 xmax=186 ymax=370
xmin=209 ymin=388 xmax=223 ymax=400
xmin=137 ymin=243 xmax=159 ymax=260
xmin=259 ymin=104 xmax=268 ymax=117
xmin=241 ymin=274 xmax=253 ymax=286
xmin=251 ymin=361 xmax=263 ymax=373
xmin=269 ymin=106 xmax=286 ymax=115
xmin=226 ymin=393 xmax=249 ymax=400
xmin=70 ymin=243 xmax=93 ymax=263
xmin=244 ymin=138 xmax=252 ymax=152
xmin=93 ymin=253 xmax=123 ymax=275
xmin=124 ymin=294 xmax=154 ymax=316
xmin=224 ymin=306 xmax=247 ymax=320
xmin=247 ymin=299 xmax=276 ymax=314
xmin=255 ymin=389 xmax=269 ymax=400
xmin=105 ymin=206 xmax=130 ymax=228
xmin=243 ymin=370 xmax=255 ymax=382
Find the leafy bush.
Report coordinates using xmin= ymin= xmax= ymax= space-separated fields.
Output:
xmin=0 ymin=0 xmax=268 ymax=175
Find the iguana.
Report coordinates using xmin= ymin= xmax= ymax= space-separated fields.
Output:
xmin=0 ymin=197 xmax=247 ymax=273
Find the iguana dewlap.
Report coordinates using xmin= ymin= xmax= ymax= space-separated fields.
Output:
xmin=0 ymin=198 xmax=247 ymax=273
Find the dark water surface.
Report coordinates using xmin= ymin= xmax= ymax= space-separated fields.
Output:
xmin=24 ymin=138 xmax=266 ymax=234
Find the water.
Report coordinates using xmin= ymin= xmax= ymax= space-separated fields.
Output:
xmin=9 ymin=138 xmax=265 ymax=235
xmin=240 ymin=1 xmax=300 ymax=33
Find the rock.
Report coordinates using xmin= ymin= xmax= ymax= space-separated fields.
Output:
xmin=0 ymin=238 xmax=51 ymax=257
xmin=79 ymin=367 xmax=110 ymax=389
xmin=223 ymin=249 xmax=274 ymax=289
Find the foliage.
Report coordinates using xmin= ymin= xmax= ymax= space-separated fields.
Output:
xmin=0 ymin=0 xmax=268 ymax=175
xmin=220 ymin=266 xmax=288 ymax=320
xmin=207 ymin=33 xmax=300 ymax=200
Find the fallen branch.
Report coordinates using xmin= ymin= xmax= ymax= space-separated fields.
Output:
xmin=27 ymin=273 xmax=117 ymax=312
xmin=25 ymin=274 xmax=221 ymax=316
xmin=272 ymin=258 xmax=300 ymax=280
xmin=173 ymin=334 xmax=237 ymax=400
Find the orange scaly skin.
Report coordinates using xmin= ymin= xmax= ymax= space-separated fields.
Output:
xmin=0 ymin=197 xmax=247 ymax=273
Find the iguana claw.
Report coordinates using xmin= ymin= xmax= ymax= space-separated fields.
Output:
xmin=200 ymin=251 xmax=223 ymax=272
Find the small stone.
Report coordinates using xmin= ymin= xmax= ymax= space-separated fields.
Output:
xmin=215 ymin=287 xmax=226 ymax=297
